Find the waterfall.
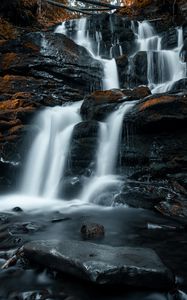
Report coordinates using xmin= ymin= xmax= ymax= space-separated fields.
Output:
xmin=21 ymin=102 xmax=82 ymax=199
xmin=55 ymin=18 xmax=119 ymax=90
xmin=133 ymin=21 xmax=186 ymax=93
xmin=81 ymin=101 xmax=135 ymax=204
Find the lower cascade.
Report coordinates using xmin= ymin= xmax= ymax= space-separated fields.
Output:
xmin=21 ymin=102 xmax=82 ymax=199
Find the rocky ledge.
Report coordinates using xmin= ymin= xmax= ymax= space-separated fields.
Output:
xmin=23 ymin=239 xmax=174 ymax=290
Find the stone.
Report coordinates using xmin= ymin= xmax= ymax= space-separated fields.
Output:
xmin=127 ymin=51 xmax=148 ymax=88
xmin=180 ymin=38 xmax=187 ymax=62
xmin=127 ymin=93 xmax=187 ymax=132
xmin=161 ymin=28 xmax=178 ymax=50
xmin=80 ymin=90 xmax=125 ymax=121
xmin=23 ymin=240 xmax=174 ymax=289
xmin=80 ymin=223 xmax=105 ymax=240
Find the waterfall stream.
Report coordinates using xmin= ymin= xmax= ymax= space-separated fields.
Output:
xmin=0 ymin=17 xmax=186 ymax=212
xmin=21 ymin=102 xmax=82 ymax=199
xmin=55 ymin=18 xmax=119 ymax=90
xmin=133 ymin=21 xmax=186 ymax=93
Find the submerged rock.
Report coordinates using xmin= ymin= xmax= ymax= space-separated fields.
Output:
xmin=80 ymin=223 xmax=105 ymax=240
xmin=23 ymin=239 xmax=174 ymax=290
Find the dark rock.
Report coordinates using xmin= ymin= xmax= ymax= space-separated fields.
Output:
xmin=126 ymin=51 xmax=148 ymax=88
xmin=155 ymin=200 xmax=187 ymax=220
xmin=12 ymin=207 xmax=23 ymax=213
xmin=122 ymin=86 xmax=151 ymax=100
xmin=67 ymin=121 xmax=99 ymax=176
xmin=86 ymin=14 xmax=135 ymax=58
xmin=180 ymin=38 xmax=187 ymax=62
xmin=23 ymin=239 xmax=174 ymax=289
xmin=80 ymin=223 xmax=105 ymax=240
xmin=0 ymin=32 xmax=103 ymax=96
xmin=161 ymin=28 xmax=178 ymax=50
xmin=127 ymin=94 xmax=187 ymax=132
xmin=58 ymin=177 xmax=83 ymax=200
xmin=170 ymin=78 xmax=187 ymax=93
xmin=80 ymin=90 xmax=125 ymax=121
xmin=116 ymin=55 xmax=129 ymax=87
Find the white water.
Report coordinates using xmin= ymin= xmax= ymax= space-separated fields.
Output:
xmin=81 ymin=101 xmax=135 ymax=204
xmin=55 ymin=18 xmax=119 ymax=90
xmin=21 ymin=102 xmax=82 ymax=199
xmin=133 ymin=21 xmax=186 ymax=93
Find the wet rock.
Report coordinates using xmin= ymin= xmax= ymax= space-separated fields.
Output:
xmin=58 ymin=177 xmax=83 ymax=200
xmin=180 ymin=38 xmax=187 ymax=62
xmin=170 ymin=78 xmax=187 ymax=93
xmin=0 ymin=32 xmax=103 ymax=96
xmin=80 ymin=223 xmax=105 ymax=240
xmin=116 ymin=54 xmax=129 ymax=87
xmin=23 ymin=239 xmax=174 ymax=289
xmin=86 ymin=13 xmax=135 ymax=58
xmin=68 ymin=121 xmax=99 ymax=176
xmin=127 ymin=93 xmax=187 ymax=132
xmin=155 ymin=200 xmax=187 ymax=221
xmin=12 ymin=207 xmax=23 ymax=213
xmin=161 ymin=27 xmax=178 ymax=50
xmin=122 ymin=86 xmax=151 ymax=100
xmin=127 ymin=51 xmax=148 ymax=88
xmin=80 ymin=90 xmax=125 ymax=121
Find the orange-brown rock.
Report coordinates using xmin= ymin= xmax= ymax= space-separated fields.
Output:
xmin=89 ymin=90 xmax=125 ymax=104
xmin=127 ymin=94 xmax=187 ymax=132
xmin=1 ymin=53 xmax=17 ymax=70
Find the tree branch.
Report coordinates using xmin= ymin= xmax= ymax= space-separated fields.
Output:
xmin=46 ymin=0 xmax=93 ymax=15
xmin=75 ymin=0 xmax=121 ymax=9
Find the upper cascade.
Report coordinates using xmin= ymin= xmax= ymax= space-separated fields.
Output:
xmin=132 ymin=21 xmax=186 ymax=93
xmin=55 ymin=18 xmax=120 ymax=90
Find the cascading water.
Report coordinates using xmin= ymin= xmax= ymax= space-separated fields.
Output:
xmin=55 ymin=18 xmax=119 ymax=90
xmin=81 ymin=101 xmax=136 ymax=204
xmin=133 ymin=21 xmax=186 ymax=93
xmin=21 ymin=102 xmax=82 ymax=199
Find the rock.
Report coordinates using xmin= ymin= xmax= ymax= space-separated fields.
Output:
xmin=170 ymin=78 xmax=187 ymax=93
xmin=127 ymin=93 xmax=187 ymax=132
xmin=180 ymin=38 xmax=187 ymax=62
xmin=122 ymin=86 xmax=151 ymax=100
xmin=85 ymin=14 xmax=135 ymax=58
xmin=116 ymin=54 xmax=129 ymax=87
xmin=80 ymin=223 xmax=105 ymax=240
xmin=0 ymin=32 xmax=103 ymax=96
xmin=68 ymin=121 xmax=99 ymax=176
xmin=126 ymin=51 xmax=148 ymax=88
xmin=58 ymin=177 xmax=83 ymax=200
xmin=161 ymin=27 xmax=178 ymax=49
xmin=80 ymin=90 xmax=125 ymax=121
xmin=12 ymin=207 xmax=23 ymax=212
xmin=155 ymin=200 xmax=187 ymax=221
xmin=23 ymin=239 xmax=174 ymax=289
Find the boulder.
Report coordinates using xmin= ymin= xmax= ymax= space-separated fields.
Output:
xmin=23 ymin=239 xmax=174 ymax=289
xmin=80 ymin=223 xmax=105 ymax=240
xmin=161 ymin=27 xmax=178 ymax=50
xmin=86 ymin=14 xmax=135 ymax=58
xmin=80 ymin=90 xmax=125 ymax=121
xmin=116 ymin=54 xmax=129 ymax=87
xmin=125 ymin=51 xmax=148 ymax=88
xmin=127 ymin=93 xmax=187 ymax=132
xmin=180 ymin=38 xmax=187 ymax=62
xmin=170 ymin=78 xmax=187 ymax=93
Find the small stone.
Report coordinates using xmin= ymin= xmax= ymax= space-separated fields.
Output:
xmin=80 ymin=223 xmax=105 ymax=240
xmin=12 ymin=207 xmax=23 ymax=212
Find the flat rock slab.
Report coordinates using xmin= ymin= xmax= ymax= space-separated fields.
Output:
xmin=23 ymin=240 xmax=174 ymax=290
